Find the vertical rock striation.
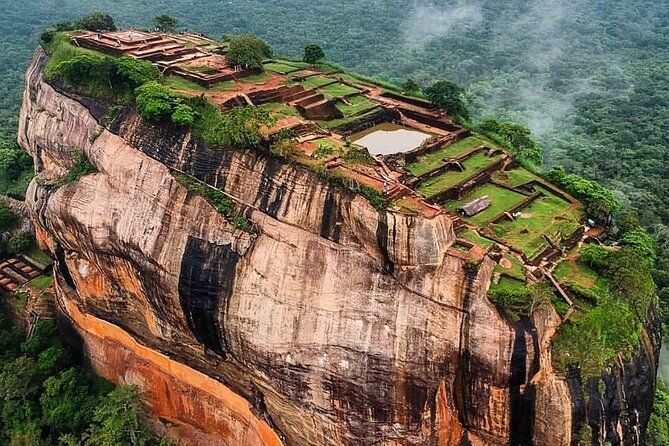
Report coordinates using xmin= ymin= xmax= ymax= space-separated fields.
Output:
xmin=18 ymin=47 xmax=659 ymax=446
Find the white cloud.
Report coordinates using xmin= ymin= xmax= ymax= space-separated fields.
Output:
xmin=402 ymin=1 xmax=483 ymax=48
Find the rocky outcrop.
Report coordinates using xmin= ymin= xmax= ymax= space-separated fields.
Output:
xmin=18 ymin=47 xmax=659 ymax=446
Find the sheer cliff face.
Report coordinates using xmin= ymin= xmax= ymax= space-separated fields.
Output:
xmin=19 ymin=48 xmax=658 ymax=446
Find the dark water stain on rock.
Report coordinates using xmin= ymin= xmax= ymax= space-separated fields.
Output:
xmin=320 ymin=188 xmax=342 ymax=242
xmin=256 ymin=156 xmax=285 ymax=217
xmin=509 ymin=319 xmax=537 ymax=445
xmin=376 ymin=213 xmax=394 ymax=274
xmin=178 ymin=236 xmax=240 ymax=359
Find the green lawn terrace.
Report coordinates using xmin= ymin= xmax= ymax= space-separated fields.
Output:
xmin=444 ymin=183 xmax=527 ymax=226
xmin=552 ymin=254 xmax=610 ymax=307
xmin=336 ymin=96 xmax=378 ymax=119
xmin=398 ymin=125 xmax=585 ymax=265
xmin=481 ymin=185 xmax=583 ymax=264
xmin=405 ymin=136 xmax=489 ymax=176
xmin=414 ymin=150 xmax=508 ymax=200
xmin=262 ymin=59 xmax=309 ymax=75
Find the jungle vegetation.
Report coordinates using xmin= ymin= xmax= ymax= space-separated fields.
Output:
xmin=0 ymin=316 xmax=169 ymax=445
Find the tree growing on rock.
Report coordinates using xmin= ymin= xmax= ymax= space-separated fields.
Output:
xmin=218 ymin=106 xmax=275 ymax=149
xmin=402 ymin=78 xmax=419 ymax=93
xmin=479 ymin=118 xmax=543 ymax=166
xmin=227 ymin=34 xmax=272 ymax=69
xmin=0 ymin=205 xmax=17 ymax=232
xmin=154 ymin=14 xmax=178 ymax=33
xmin=76 ymin=12 xmax=116 ymax=32
xmin=424 ymin=80 xmax=470 ymax=120
xmin=134 ymin=82 xmax=196 ymax=127
xmin=303 ymin=44 xmax=325 ymax=65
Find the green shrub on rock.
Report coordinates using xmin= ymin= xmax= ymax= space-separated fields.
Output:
xmin=49 ymin=48 xmax=161 ymax=101
xmin=579 ymin=244 xmax=610 ymax=270
xmin=135 ymin=82 xmax=176 ymax=120
xmin=8 ymin=234 xmax=33 ymax=254
xmin=543 ymin=166 xmax=620 ymax=221
xmin=135 ymin=82 xmax=195 ymax=127
xmin=113 ymin=56 xmax=162 ymax=88
xmin=0 ymin=206 xmax=18 ymax=232
xmin=53 ymin=151 xmax=97 ymax=188
xmin=171 ymin=104 xmax=197 ymax=127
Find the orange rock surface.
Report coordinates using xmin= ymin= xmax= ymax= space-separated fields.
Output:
xmin=58 ymin=282 xmax=283 ymax=446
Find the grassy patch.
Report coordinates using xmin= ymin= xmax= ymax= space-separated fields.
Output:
xmin=405 ymin=136 xmax=486 ymax=176
xmin=485 ymin=190 xmax=580 ymax=259
xmin=319 ymin=108 xmax=384 ymax=130
xmin=238 ymin=72 xmax=271 ymax=83
xmin=23 ymin=245 xmax=53 ymax=267
xmin=210 ymin=80 xmax=237 ymax=91
xmin=175 ymin=173 xmax=254 ymax=232
xmin=416 ymin=151 xmax=505 ymax=198
xmin=336 ymin=96 xmax=377 ymax=117
xmin=299 ymin=75 xmax=336 ymax=89
xmin=554 ymin=258 xmax=609 ymax=303
xmin=164 ymin=76 xmax=208 ymax=92
xmin=273 ymin=58 xmax=311 ymax=69
xmin=263 ymin=62 xmax=301 ymax=74
xmin=258 ymin=102 xmax=300 ymax=119
xmin=444 ymin=183 xmax=527 ymax=226
xmin=459 ymin=229 xmax=495 ymax=249
xmin=492 ymin=168 xmax=537 ymax=188
xmin=27 ymin=275 xmax=53 ymax=291
xmin=494 ymin=254 xmax=525 ymax=281
xmin=319 ymin=82 xmax=360 ymax=99
xmin=334 ymin=72 xmax=413 ymax=95
xmin=182 ymin=64 xmax=217 ymax=75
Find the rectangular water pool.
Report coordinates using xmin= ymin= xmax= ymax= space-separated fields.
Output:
xmin=349 ymin=123 xmax=431 ymax=156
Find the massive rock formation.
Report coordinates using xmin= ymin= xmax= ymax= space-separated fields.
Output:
xmin=18 ymin=47 xmax=660 ymax=446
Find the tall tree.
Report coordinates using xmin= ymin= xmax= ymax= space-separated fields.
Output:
xmin=76 ymin=12 xmax=116 ymax=32
xmin=424 ymin=80 xmax=470 ymax=120
xmin=40 ymin=369 xmax=100 ymax=435
xmin=402 ymin=78 xmax=419 ymax=93
xmin=227 ymin=34 xmax=272 ymax=69
xmin=154 ymin=14 xmax=178 ymax=33
xmin=303 ymin=44 xmax=325 ymax=65
xmin=85 ymin=386 xmax=153 ymax=446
